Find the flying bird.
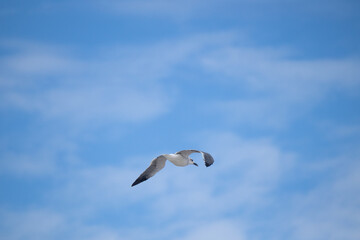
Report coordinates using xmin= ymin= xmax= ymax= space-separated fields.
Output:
xmin=131 ymin=150 xmax=214 ymax=187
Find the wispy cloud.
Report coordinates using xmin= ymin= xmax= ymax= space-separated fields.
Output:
xmin=174 ymin=219 xmax=246 ymax=240
xmin=0 ymin=208 xmax=126 ymax=240
xmin=0 ymin=32 xmax=239 ymax=125
xmin=286 ymin=156 xmax=360 ymax=240
xmin=201 ymin=46 xmax=360 ymax=128
xmin=4 ymin=34 xmax=358 ymax=128
xmin=0 ymin=209 xmax=65 ymax=240
xmin=5 ymin=85 xmax=170 ymax=123
xmin=0 ymin=40 xmax=177 ymax=124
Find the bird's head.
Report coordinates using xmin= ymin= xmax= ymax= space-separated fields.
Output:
xmin=190 ymin=158 xmax=198 ymax=167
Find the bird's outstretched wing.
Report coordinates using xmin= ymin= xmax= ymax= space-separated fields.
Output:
xmin=175 ymin=150 xmax=215 ymax=167
xmin=131 ymin=155 xmax=167 ymax=187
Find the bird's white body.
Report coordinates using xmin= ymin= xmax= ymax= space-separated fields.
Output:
xmin=163 ymin=153 xmax=189 ymax=166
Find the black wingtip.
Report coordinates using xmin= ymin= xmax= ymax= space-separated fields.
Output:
xmin=202 ymin=152 xmax=214 ymax=167
xmin=131 ymin=175 xmax=148 ymax=187
xmin=131 ymin=179 xmax=141 ymax=187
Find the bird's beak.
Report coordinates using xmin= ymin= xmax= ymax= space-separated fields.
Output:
xmin=193 ymin=162 xmax=198 ymax=167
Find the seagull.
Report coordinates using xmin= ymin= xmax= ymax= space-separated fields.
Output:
xmin=131 ymin=150 xmax=214 ymax=187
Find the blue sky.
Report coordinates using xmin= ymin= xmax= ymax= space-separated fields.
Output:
xmin=0 ymin=0 xmax=360 ymax=239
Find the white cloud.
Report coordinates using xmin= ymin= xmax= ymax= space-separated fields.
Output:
xmin=5 ymin=85 xmax=170 ymax=123
xmin=194 ymin=132 xmax=293 ymax=205
xmin=3 ymin=51 xmax=79 ymax=75
xmin=201 ymin=46 xmax=360 ymax=127
xmin=174 ymin=219 xmax=246 ymax=240
xmin=0 ymin=32 xmax=240 ymax=124
xmin=0 ymin=40 xmax=80 ymax=75
xmin=1 ymin=152 xmax=57 ymax=176
xmin=50 ymin=165 xmax=162 ymax=211
xmin=287 ymin=158 xmax=360 ymax=240
xmin=0 ymin=210 xmax=65 ymax=240
xmin=0 ymin=40 xmax=180 ymax=124
xmin=202 ymin=47 xmax=360 ymax=95
xmin=0 ymin=136 xmax=79 ymax=176
xmin=0 ymin=209 xmax=127 ymax=240
xmin=210 ymin=98 xmax=294 ymax=128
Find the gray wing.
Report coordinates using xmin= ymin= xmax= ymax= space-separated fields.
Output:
xmin=176 ymin=150 xmax=215 ymax=167
xmin=131 ymin=155 xmax=167 ymax=187
xmin=175 ymin=150 xmax=200 ymax=157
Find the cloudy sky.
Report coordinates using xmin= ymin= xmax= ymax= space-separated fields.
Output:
xmin=1 ymin=0 xmax=360 ymax=239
